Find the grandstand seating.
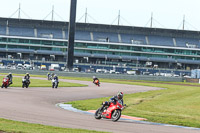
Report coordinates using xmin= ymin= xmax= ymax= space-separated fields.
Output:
xmin=92 ymin=31 xmax=119 ymax=43
xmin=37 ymin=28 xmax=63 ymax=39
xmin=148 ymin=35 xmax=174 ymax=46
xmin=0 ymin=25 xmax=6 ymax=35
xmin=0 ymin=24 xmax=200 ymax=49
xmin=9 ymin=26 xmax=34 ymax=37
xmin=75 ymin=30 xmax=91 ymax=41
xmin=175 ymin=37 xmax=199 ymax=48
xmin=120 ymin=33 xmax=146 ymax=44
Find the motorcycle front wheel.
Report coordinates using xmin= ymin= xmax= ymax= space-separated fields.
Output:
xmin=111 ymin=110 xmax=121 ymax=122
xmin=94 ymin=108 xmax=102 ymax=119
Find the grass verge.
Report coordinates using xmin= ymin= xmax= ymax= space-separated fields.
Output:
xmin=67 ymin=81 xmax=200 ymax=128
xmin=0 ymin=118 xmax=109 ymax=133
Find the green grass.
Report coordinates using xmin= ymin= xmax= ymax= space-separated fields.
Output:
xmin=67 ymin=81 xmax=200 ymax=128
xmin=0 ymin=118 xmax=109 ymax=133
xmin=0 ymin=75 xmax=87 ymax=87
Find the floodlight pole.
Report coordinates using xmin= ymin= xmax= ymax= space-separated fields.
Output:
xmin=52 ymin=5 xmax=54 ymax=21
xmin=67 ymin=0 xmax=77 ymax=70
xmin=150 ymin=12 xmax=153 ymax=28
xmin=18 ymin=3 xmax=21 ymax=19
xmin=183 ymin=15 xmax=185 ymax=30
xmin=85 ymin=8 xmax=87 ymax=23
xmin=118 ymin=10 xmax=120 ymax=25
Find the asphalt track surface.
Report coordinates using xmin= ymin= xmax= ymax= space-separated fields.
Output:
xmin=0 ymin=77 xmax=199 ymax=133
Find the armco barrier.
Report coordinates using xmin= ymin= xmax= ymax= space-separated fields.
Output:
xmin=0 ymin=69 xmax=183 ymax=82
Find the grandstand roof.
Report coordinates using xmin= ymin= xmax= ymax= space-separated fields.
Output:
xmin=0 ymin=17 xmax=200 ymax=39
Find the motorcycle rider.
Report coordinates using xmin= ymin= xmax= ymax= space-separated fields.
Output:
xmin=6 ymin=72 xmax=13 ymax=86
xmin=24 ymin=73 xmax=30 ymax=80
xmin=52 ymin=74 xmax=59 ymax=88
xmin=53 ymin=74 xmax=59 ymax=82
xmin=47 ymin=72 xmax=50 ymax=80
xmin=22 ymin=73 xmax=30 ymax=88
xmin=50 ymin=73 xmax=55 ymax=80
xmin=101 ymin=92 xmax=124 ymax=110
xmin=93 ymin=76 xmax=99 ymax=84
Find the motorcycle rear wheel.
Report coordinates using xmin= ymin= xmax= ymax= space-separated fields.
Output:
xmin=94 ymin=108 xmax=102 ymax=119
xmin=111 ymin=110 xmax=121 ymax=122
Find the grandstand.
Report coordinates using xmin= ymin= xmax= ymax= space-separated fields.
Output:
xmin=0 ymin=17 xmax=199 ymax=73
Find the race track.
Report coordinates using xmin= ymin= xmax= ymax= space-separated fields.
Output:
xmin=0 ymin=77 xmax=199 ymax=133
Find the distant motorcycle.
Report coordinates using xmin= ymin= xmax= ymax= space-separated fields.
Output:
xmin=94 ymin=101 xmax=126 ymax=122
xmin=22 ymin=78 xmax=30 ymax=88
xmin=52 ymin=79 xmax=59 ymax=88
xmin=1 ymin=77 xmax=9 ymax=88
xmin=94 ymin=79 xmax=100 ymax=87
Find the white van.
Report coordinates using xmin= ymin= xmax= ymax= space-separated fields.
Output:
xmin=96 ymin=69 xmax=107 ymax=73
xmin=50 ymin=64 xmax=60 ymax=71
xmin=24 ymin=64 xmax=33 ymax=70
xmin=127 ymin=70 xmax=136 ymax=75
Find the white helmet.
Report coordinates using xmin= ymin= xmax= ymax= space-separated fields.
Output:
xmin=117 ymin=92 xmax=123 ymax=100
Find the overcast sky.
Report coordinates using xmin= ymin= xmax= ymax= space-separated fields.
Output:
xmin=0 ymin=0 xmax=200 ymax=31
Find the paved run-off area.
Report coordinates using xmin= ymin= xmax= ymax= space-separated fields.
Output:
xmin=0 ymin=78 xmax=199 ymax=133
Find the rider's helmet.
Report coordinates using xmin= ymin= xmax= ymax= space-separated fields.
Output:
xmin=54 ymin=74 xmax=57 ymax=77
xmin=117 ymin=92 xmax=123 ymax=100
xmin=26 ymin=73 xmax=29 ymax=76
xmin=7 ymin=72 xmax=12 ymax=77
xmin=93 ymin=76 xmax=96 ymax=79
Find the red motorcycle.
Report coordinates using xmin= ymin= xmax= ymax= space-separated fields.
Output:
xmin=94 ymin=79 xmax=100 ymax=87
xmin=1 ymin=77 xmax=9 ymax=88
xmin=94 ymin=101 xmax=126 ymax=122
